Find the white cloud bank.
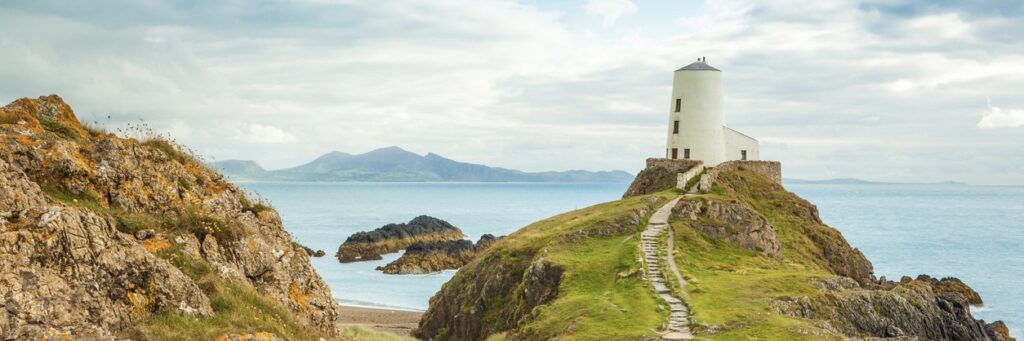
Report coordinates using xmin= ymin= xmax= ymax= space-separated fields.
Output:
xmin=978 ymin=100 xmax=1024 ymax=129
xmin=233 ymin=123 xmax=298 ymax=144
xmin=585 ymin=0 xmax=637 ymax=27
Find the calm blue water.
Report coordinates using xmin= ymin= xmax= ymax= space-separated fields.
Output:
xmin=786 ymin=183 xmax=1023 ymax=337
xmin=240 ymin=181 xmax=1022 ymax=337
xmin=239 ymin=182 xmax=629 ymax=311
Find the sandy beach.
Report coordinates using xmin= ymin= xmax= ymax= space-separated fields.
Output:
xmin=337 ymin=305 xmax=424 ymax=336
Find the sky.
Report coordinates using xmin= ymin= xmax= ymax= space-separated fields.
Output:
xmin=1 ymin=0 xmax=1023 ymax=185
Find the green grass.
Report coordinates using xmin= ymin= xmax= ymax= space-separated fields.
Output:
xmin=666 ymin=169 xmax=870 ymax=339
xmin=520 ymin=235 xmax=665 ymax=340
xmin=418 ymin=191 xmax=675 ymax=340
xmin=42 ymin=185 xmax=103 ymax=210
xmin=128 ymin=281 xmax=322 ymax=340
xmin=39 ymin=117 xmax=82 ymax=141
xmin=128 ymin=248 xmax=323 ymax=340
xmin=672 ymin=218 xmax=832 ymax=340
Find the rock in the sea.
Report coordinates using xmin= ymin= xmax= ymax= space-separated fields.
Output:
xmin=336 ymin=215 xmax=465 ymax=262
xmin=377 ymin=234 xmax=501 ymax=274
xmin=0 ymin=95 xmax=339 ymax=339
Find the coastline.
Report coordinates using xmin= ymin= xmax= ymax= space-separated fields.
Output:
xmin=337 ymin=304 xmax=423 ymax=337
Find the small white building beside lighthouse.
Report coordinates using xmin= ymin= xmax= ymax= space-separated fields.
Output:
xmin=665 ymin=57 xmax=758 ymax=166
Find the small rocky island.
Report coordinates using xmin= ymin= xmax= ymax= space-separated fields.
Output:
xmin=377 ymin=234 xmax=500 ymax=274
xmin=335 ymin=215 xmax=464 ymax=262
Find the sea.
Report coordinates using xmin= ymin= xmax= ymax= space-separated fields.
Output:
xmin=239 ymin=181 xmax=1022 ymax=336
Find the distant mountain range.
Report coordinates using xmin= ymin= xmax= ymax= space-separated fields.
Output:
xmin=211 ymin=146 xmax=635 ymax=183
xmin=783 ymin=178 xmax=969 ymax=185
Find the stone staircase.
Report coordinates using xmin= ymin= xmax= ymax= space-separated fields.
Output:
xmin=640 ymin=197 xmax=693 ymax=340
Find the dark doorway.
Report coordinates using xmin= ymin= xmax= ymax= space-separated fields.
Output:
xmin=741 ymin=150 xmax=747 ymax=160
xmin=671 ymin=148 xmax=678 ymax=159
xmin=684 ymin=149 xmax=690 ymax=159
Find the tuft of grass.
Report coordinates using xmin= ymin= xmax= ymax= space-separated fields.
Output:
xmin=114 ymin=211 xmax=159 ymax=235
xmin=177 ymin=177 xmax=193 ymax=191
xmin=171 ymin=206 xmax=246 ymax=244
xmin=0 ymin=111 xmax=24 ymax=124
xmin=38 ymin=117 xmax=81 ymax=141
xmin=42 ymin=185 xmax=103 ymax=210
xmin=141 ymin=138 xmax=210 ymax=170
xmin=239 ymin=195 xmax=273 ymax=215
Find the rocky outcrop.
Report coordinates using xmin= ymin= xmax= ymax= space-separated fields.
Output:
xmin=673 ymin=197 xmax=782 ymax=258
xmin=294 ymin=241 xmax=326 ymax=257
xmin=414 ymin=197 xmax=659 ymax=340
xmin=335 ymin=215 xmax=464 ymax=262
xmin=623 ymin=158 xmax=701 ymax=197
xmin=773 ymin=276 xmax=1012 ymax=340
xmin=377 ymin=234 xmax=501 ymax=274
xmin=716 ymin=169 xmax=876 ymax=287
xmin=0 ymin=96 xmax=339 ymax=339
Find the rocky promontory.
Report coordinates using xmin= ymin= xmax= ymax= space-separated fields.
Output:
xmin=415 ymin=161 xmax=1014 ymax=340
xmin=335 ymin=215 xmax=464 ymax=262
xmin=376 ymin=234 xmax=500 ymax=274
xmin=0 ymin=95 xmax=339 ymax=339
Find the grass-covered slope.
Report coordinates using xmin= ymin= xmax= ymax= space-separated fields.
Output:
xmin=415 ymin=192 xmax=676 ymax=340
xmin=674 ymin=169 xmax=1011 ymax=340
xmin=417 ymin=165 xmax=1012 ymax=341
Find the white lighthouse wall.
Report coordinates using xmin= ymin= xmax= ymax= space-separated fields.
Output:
xmin=724 ymin=127 xmax=759 ymax=161
xmin=666 ymin=69 xmax=727 ymax=165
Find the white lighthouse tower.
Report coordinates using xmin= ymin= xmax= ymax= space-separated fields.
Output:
xmin=665 ymin=57 xmax=758 ymax=166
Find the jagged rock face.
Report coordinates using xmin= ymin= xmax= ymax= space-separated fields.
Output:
xmin=336 ymin=215 xmax=464 ymax=262
xmin=716 ymin=170 xmax=876 ymax=287
xmin=673 ymin=198 xmax=782 ymax=258
xmin=0 ymin=96 xmax=339 ymax=338
xmin=0 ymin=158 xmax=212 ymax=339
xmin=377 ymin=234 xmax=501 ymax=274
xmin=773 ymin=276 xmax=1012 ymax=341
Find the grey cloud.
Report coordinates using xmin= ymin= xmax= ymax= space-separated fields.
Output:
xmin=1 ymin=0 xmax=1022 ymax=184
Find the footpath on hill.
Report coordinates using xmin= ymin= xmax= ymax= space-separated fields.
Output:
xmin=640 ymin=196 xmax=693 ymax=340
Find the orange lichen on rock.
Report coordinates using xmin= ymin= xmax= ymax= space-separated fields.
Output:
xmin=288 ymin=282 xmax=310 ymax=310
xmin=142 ymin=237 xmax=172 ymax=253
xmin=15 ymin=134 xmax=37 ymax=146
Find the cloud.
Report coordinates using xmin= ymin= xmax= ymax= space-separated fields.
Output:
xmin=1 ymin=0 xmax=1023 ymax=184
xmin=233 ymin=123 xmax=298 ymax=144
xmin=978 ymin=99 xmax=1024 ymax=128
xmin=584 ymin=0 xmax=637 ymax=27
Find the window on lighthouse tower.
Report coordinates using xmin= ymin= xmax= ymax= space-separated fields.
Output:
xmin=675 ymin=98 xmax=681 ymax=112
xmin=673 ymin=120 xmax=679 ymax=134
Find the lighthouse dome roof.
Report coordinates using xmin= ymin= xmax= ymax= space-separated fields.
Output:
xmin=676 ymin=61 xmax=720 ymax=72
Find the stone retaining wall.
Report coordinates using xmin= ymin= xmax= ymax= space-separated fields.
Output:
xmin=675 ymin=163 xmax=705 ymax=190
xmin=697 ymin=161 xmax=782 ymax=193
xmin=622 ymin=159 xmax=702 ymax=197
